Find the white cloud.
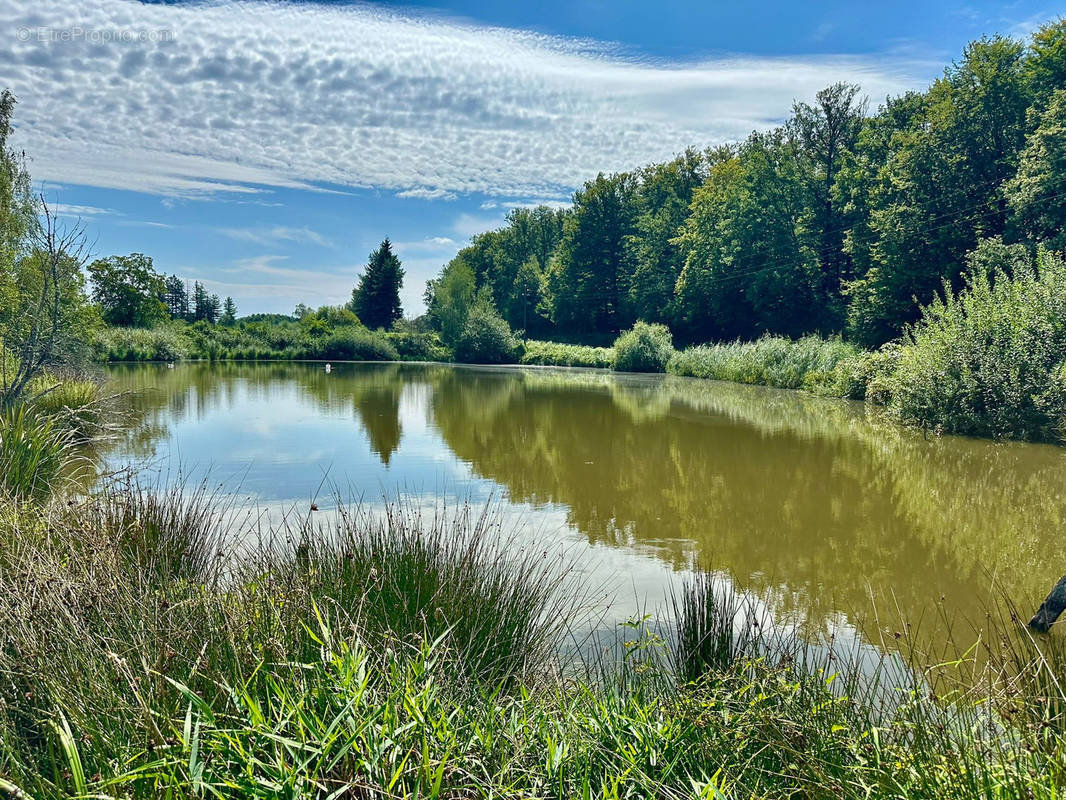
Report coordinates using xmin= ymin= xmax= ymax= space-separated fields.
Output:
xmin=392 ymin=236 xmax=458 ymax=252
xmin=121 ymin=219 xmax=174 ymax=229
xmin=219 ymin=225 xmax=333 ymax=248
xmin=49 ymin=202 xmax=119 ymax=217
xmin=397 ymin=188 xmax=458 ymax=201
xmin=1 ymin=0 xmax=933 ymax=200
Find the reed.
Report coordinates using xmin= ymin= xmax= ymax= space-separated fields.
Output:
xmin=0 ymin=404 xmax=78 ymax=503
xmin=3 ymin=485 xmax=1066 ymax=798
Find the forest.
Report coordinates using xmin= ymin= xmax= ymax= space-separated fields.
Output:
xmin=424 ymin=20 xmax=1066 ymax=349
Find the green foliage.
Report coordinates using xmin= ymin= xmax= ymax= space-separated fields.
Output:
xmin=191 ymin=281 xmax=221 ymax=324
xmin=844 ymin=36 xmax=1031 ymax=346
xmin=425 ymin=255 xmax=476 ymax=347
xmin=385 ymin=330 xmax=449 ymax=362
xmin=435 ymin=207 xmax=565 ymax=335
xmin=1025 ymin=18 xmax=1066 ymax=109
xmin=0 ymin=404 xmax=76 ymax=503
xmin=351 ymin=238 xmax=404 ymax=330
xmin=547 ymin=172 xmax=637 ymax=334
xmin=625 ymin=149 xmax=708 ymax=328
xmin=162 ymin=274 xmax=189 ymax=319
xmin=669 ymin=334 xmax=868 ymax=396
xmin=674 ymin=130 xmax=820 ymax=340
xmin=454 ymin=298 xmax=518 ymax=364
xmin=0 ymin=94 xmax=96 ymax=402
xmin=520 ymin=339 xmax=614 ymax=368
xmin=92 ymin=325 xmax=191 ymax=362
xmin=880 ymin=242 xmax=1066 ymax=440
xmin=1008 ymin=89 xmax=1066 ymax=250
xmin=612 ymin=321 xmax=675 ymax=373
xmin=88 ymin=253 xmax=168 ymax=328
xmin=220 ymin=296 xmax=237 ymax=325
xmin=300 ymin=327 xmax=400 ymax=362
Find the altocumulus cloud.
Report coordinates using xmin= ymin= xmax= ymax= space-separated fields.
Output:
xmin=2 ymin=0 xmax=931 ymax=200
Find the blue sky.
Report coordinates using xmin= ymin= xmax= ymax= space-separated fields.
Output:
xmin=2 ymin=0 xmax=1060 ymax=315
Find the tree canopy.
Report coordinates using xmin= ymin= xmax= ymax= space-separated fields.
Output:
xmin=421 ymin=18 xmax=1066 ymax=350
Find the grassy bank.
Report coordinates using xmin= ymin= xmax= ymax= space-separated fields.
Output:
xmin=2 ymin=482 xmax=1066 ymax=798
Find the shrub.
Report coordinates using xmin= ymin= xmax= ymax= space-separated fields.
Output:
xmin=454 ymin=303 xmax=518 ymax=364
xmin=612 ymin=321 xmax=674 ymax=373
xmin=881 ymin=243 xmax=1066 ymax=440
xmin=385 ymin=330 xmax=449 ymax=362
xmin=300 ymin=329 xmax=400 ymax=362
xmin=520 ymin=340 xmax=614 ymax=368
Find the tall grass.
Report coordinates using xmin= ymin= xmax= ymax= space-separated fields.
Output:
xmin=3 ymin=483 xmax=1066 ymax=797
xmin=255 ymin=500 xmax=581 ymax=686
xmin=92 ymin=326 xmax=191 ymax=362
xmin=669 ymin=334 xmax=871 ymax=397
xmin=26 ymin=376 xmax=106 ymax=441
xmin=0 ymin=404 xmax=78 ymax=503
xmin=520 ymin=339 xmax=614 ymax=368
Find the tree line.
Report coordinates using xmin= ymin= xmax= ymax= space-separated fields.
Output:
xmin=424 ymin=20 xmax=1066 ymax=348
xmin=87 ymin=253 xmax=237 ymax=327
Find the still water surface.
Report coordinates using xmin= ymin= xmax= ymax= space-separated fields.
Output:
xmin=102 ymin=361 xmax=1066 ymax=656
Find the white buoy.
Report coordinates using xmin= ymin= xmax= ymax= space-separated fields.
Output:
xmin=167 ymin=362 xmax=174 ymax=369
xmin=325 ymin=363 xmax=332 ymax=373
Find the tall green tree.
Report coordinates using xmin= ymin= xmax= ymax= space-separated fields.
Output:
xmin=844 ymin=36 xmax=1031 ymax=345
xmin=1025 ymin=18 xmax=1066 ymax=110
xmin=425 ymin=256 xmax=476 ymax=347
xmin=221 ymin=296 xmax=238 ymax=326
xmin=1008 ymin=89 xmax=1066 ymax=250
xmin=625 ymin=148 xmax=709 ymax=327
xmin=351 ymin=238 xmax=404 ymax=330
xmin=546 ymin=173 xmax=637 ymax=335
xmin=675 ymin=131 xmax=818 ymax=340
xmin=790 ymin=83 xmax=866 ymax=323
xmin=440 ymin=206 xmax=565 ymax=334
xmin=0 ymin=92 xmax=94 ymax=401
xmin=192 ymin=281 xmax=221 ymax=324
xmin=88 ymin=253 xmax=167 ymax=328
xmin=163 ymin=275 xmax=189 ymax=320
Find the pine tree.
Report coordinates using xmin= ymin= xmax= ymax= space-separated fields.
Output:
xmin=164 ymin=274 xmax=189 ymax=319
xmin=351 ymin=238 xmax=404 ymax=330
xmin=192 ymin=282 xmax=220 ymax=323
xmin=221 ymin=296 xmax=237 ymax=325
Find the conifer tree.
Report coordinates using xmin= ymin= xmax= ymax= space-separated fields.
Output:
xmin=351 ymin=238 xmax=404 ymax=330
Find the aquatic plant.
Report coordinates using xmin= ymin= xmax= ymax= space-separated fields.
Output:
xmin=612 ymin=321 xmax=675 ymax=373
xmin=520 ymin=339 xmax=614 ymax=368
xmin=0 ymin=404 xmax=78 ymax=503
xmin=669 ymin=334 xmax=867 ymax=397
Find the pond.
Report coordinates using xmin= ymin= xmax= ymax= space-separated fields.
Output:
xmin=101 ymin=361 xmax=1066 ymax=658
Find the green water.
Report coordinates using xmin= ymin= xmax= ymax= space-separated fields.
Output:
xmin=102 ymin=361 xmax=1066 ymax=651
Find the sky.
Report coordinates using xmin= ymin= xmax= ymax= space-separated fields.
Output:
xmin=1 ymin=0 xmax=1060 ymax=316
